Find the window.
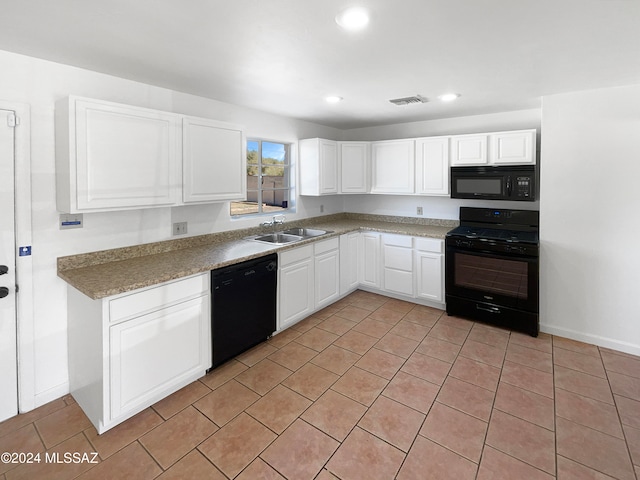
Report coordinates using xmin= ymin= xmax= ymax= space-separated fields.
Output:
xmin=230 ymin=140 xmax=291 ymax=217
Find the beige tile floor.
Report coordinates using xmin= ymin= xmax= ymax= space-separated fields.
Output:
xmin=1 ymin=290 xmax=639 ymax=479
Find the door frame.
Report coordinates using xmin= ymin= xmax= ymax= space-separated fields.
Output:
xmin=1 ymin=100 xmax=34 ymax=413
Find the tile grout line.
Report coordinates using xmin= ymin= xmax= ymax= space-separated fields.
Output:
xmin=598 ymin=345 xmax=638 ymax=480
xmin=473 ymin=327 xmax=507 ymax=480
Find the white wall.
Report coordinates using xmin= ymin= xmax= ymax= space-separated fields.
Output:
xmin=341 ymin=109 xmax=541 ymax=219
xmin=540 ymin=85 xmax=640 ymax=355
xmin=0 ymin=49 xmax=343 ymax=408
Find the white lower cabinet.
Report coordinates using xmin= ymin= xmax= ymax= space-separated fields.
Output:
xmin=278 ymin=240 xmax=341 ymax=330
xmin=67 ymin=274 xmax=210 ymax=434
xmin=109 ymin=296 xmax=208 ymax=418
xmin=358 ymin=232 xmax=444 ymax=307
xmin=314 ymin=238 xmax=340 ymax=309
xmin=359 ymin=232 xmax=381 ymax=289
xmin=340 ymin=232 xmax=359 ymax=295
xmin=278 ymin=245 xmax=315 ymax=330
xmin=276 ymin=231 xmax=445 ymax=333
xmin=415 ymin=237 xmax=444 ymax=303
xmin=381 ymin=234 xmax=414 ymax=296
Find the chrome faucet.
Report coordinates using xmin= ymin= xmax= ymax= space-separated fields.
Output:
xmin=260 ymin=214 xmax=286 ymax=230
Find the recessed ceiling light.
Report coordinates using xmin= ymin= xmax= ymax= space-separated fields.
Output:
xmin=335 ymin=7 xmax=370 ymax=31
xmin=325 ymin=95 xmax=343 ymax=104
xmin=438 ymin=93 xmax=461 ymax=102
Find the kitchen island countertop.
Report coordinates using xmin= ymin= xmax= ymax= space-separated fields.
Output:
xmin=57 ymin=213 xmax=456 ymax=300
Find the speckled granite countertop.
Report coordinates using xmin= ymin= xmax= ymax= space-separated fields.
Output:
xmin=57 ymin=213 xmax=457 ymax=300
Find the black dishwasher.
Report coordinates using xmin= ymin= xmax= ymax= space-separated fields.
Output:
xmin=211 ymin=253 xmax=277 ymax=368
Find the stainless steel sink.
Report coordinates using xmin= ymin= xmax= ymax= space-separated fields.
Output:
xmin=281 ymin=228 xmax=330 ymax=238
xmin=252 ymin=233 xmax=303 ymax=245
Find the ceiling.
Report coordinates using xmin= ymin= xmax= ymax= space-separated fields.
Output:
xmin=1 ymin=0 xmax=639 ymax=129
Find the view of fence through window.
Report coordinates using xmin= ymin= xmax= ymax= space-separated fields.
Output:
xmin=230 ymin=140 xmax=290 ymax=216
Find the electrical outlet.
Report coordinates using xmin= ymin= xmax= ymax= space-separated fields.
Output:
xmin=417 ymin=206 xmax=423 ymax=215
xmin=173 ymin=222 xmax=187 ymax=236
xmin=320 ymin=205 xmax=324 ymax=213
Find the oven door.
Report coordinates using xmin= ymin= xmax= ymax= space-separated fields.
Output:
xmin=445 ymin=242 xmax=538 ymax=313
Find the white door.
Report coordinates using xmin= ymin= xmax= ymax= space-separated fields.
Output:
xmin=315 ymin=249 xmax=340 ymax=309
xmin=339 ymin=142 xmax=369 ymax=193
xmin=0 ymin=109 xmax=18 ymax=421
xmin=278 ymin=259 xmax=314 ymax=330
xmin=415 ymin=137 xmax=450 ymax=195
xmin=450 ymin=134 xmax=488 ymax=166
xmin=370 ymin=140 xmax=415 ymax=194
xmin=182 ymin=116 xmax=246 ymax=203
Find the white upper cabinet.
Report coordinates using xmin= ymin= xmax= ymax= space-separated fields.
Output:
xmin=415 ymin=136 xmax=450 ymax=195
xmin=451 ymin=129 xmax=536 ymax=166
xmin=56 ymin=96 xmax=247 ymax=213
xmin=182 ymin=116 xmax=246 ymax=203
xmin=370 ymin=139 xmax=415 ymax=194
xmin=451 ymin=134 xmax=488 ymax=166
xmin=299 ymin=138 xmax=339 ymax=195
xmin=56 ymin=96 xmax=180 ymax=213
xmin=339 ymin=142 xmax=370 ymax=194
xmin=490 ymin=130 xmax=536 ymax=165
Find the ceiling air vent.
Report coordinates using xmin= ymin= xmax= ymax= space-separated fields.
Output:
xmin=389 ymin=95 xmax=428 ymax=106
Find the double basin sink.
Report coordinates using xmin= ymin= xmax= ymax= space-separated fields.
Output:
xmin=249 ymin=228 xmax=332 ymax=245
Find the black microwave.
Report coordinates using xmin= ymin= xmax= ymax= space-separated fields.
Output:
xmin=450 ymin=165 xmax=536 ymax=201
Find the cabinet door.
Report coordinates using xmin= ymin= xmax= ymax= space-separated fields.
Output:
xmin=415 ymin=251 xmax=444 ymax=302
xmin=490 ymin=130 xmax=536 ymax=165
xmin=415 ymin=137 xmax=450 ymax=195
xmin=315 ymin=249 xmax=340 ymax=309
xmin=74 ymin=98 xmax=180 ymax=211
xmin=299 ymin=138 xmax=338 ymax=196
xmin=370 ymin=140 xmax=415 ymax=194
xmin=278 ymin=258 xmax=314 ymax=330
xmin=319 ymin=140 xmax=339 ymax=194
xmin=109 ymin=295 xmax=209 ymax=419
xmin=382 ymin=237 xmax=413 ymax=296
xmin=339 ymin=142 xmax=369 ymax=193
xmin=450 ymin=134 xmax=488 ymax=166
xmin=183 ymin=116 xmax=246 ymax=203
xmin=340 ymin=232 xmax=359 ymax=295
xmin=359 ymin=232 xmax=380 ymax=288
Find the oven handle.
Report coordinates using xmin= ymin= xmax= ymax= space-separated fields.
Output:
xmin=476 ymin=305 xmax=501 ymax=314
xmin=446 ymin=244 xmax=538 ymax=260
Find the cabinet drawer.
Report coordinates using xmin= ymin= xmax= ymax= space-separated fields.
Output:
xmin=414 ymin=237 xmax=444 ymax=253
xmin=383 ymin=245 xmax=413 ymax=271
xmin=279 ymin=245 xmax=313 ymax=267
xmin=314 ymin=237 xmax=339 ymax=255
xmin=109 ymin=274 xmax=209 ymax=324
xmin=382 ymin=234 xmax=412 ymax=248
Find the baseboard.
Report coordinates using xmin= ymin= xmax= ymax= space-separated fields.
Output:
xmin=541 ymin=323 xmax=640 ymax=357
xmin=31 ymin=382 xmax=70 ymax=412
xmin=357 ymin=286 xmax=446 ymax=311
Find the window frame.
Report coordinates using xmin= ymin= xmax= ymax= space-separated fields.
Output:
xmin=230 ymin=138 xmax=293 ymax=218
